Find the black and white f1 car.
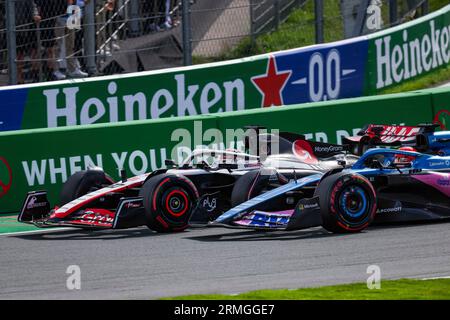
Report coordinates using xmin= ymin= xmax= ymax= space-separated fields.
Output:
xmin=18 ymin=129 xmax=358 ymax=232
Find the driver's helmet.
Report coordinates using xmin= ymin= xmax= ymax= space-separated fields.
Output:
xmin=394 ymin=146 xmax=417 ymax=164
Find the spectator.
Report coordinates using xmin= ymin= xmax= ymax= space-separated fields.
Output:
xmin=56 ymin=0 xmax=88 ymax=78
xmin=15 ymin=0 xmax=40 ymax=84
xmin=161 ymin=0 xmax=175 ymax=30
xmin=142 ymin=0 xmax=159 ymax=33
xmin=34 ymin=0 xmax=68 ymax=80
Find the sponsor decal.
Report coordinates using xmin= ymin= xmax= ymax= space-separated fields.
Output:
xmin=80 ymin=210 xmax=114 ymax=224
xmin=434 ymin=109 xmax=450 ymax=130
xmin=298 ymin=202 xmax=319 ymax=211
xmin=0 ymin=157 xmax=12 ymax=199
xmin=202 ymin=196 xmax=217 ymax=213
xmin=375 ymin=20 xmax=450 ymax=89
xmin=125 ymin=202 xmax=142 ymax=209
xmin=43 ymin=75 xmax=247 ymax=127
xmin=314 ymin=145 xmax=344 ymax=153
xmin=377 ymin=206 xmax=402 ymax=214
xmin=429 ymin=161 xmax=446 ymax=167
xmin=437 ymin=178 xmax=450 ymax=186
xmin=292 ymin=140 xmax=318 ymax=164
xmin=26 ymin=196 xmax=47 ymax=209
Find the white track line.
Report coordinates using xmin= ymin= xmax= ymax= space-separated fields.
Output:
xmin=0 ymin=228 xmax=73 ymax=237
xmin=421 ymin=276 xmax=450 ymax=280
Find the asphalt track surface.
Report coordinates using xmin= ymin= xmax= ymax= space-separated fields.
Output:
xmin=1 ymin=220 xmax=450 ymax=300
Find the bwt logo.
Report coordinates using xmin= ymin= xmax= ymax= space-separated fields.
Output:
xmin=0 ymin=157 xmax=12 ymax=199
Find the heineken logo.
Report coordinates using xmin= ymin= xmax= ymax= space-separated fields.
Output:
xmin=42 ymin=58 xmax=296 ymax=127
xmin=375 ymin=20 xmax=450 ymax=89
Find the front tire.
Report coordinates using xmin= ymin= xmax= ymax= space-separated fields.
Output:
xmin=59 ymin=169 xmax=114 ymax=206
xmin=139 ymin=174 xmax=199 ymax=232
xmin=315 ymin=172 xmax=377 ymax=233
xmin=231 ymin=168 xmax=278 ymax=207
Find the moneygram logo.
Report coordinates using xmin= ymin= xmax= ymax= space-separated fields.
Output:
xmin=292 ymin=140 xmax=318 ymax=165
xmin=0 ymin=157 xmax=12 ymax=199
xmin=434 ymin=109 xmax=450 ymax=130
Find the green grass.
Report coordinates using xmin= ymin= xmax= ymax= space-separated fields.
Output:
xmin=165 ymin=279 xmax=450 ymax=300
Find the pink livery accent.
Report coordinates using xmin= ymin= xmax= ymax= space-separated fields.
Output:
xmin=412 ymin=172 xmax=450 ymax=197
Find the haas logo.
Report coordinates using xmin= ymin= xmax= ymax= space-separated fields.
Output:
xmin=0 ymin=157 xmax=12 ymax=199
xmin=292 ymin=140 xmax=318 ymax=164
xmin=434 ymin=109 xmax=450 ymax=130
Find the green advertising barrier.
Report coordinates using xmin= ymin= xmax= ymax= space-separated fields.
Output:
xmin=366 ymin=5 xmax=450 ymax=94
xmin=0 ymin=90 xmax=437 ymax=213
xmin=420 ymin=86 xmax=450 ymax=130
xmin=215 ymin=91 xmax=434 ymax=143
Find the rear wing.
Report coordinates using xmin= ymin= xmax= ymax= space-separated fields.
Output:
xmin=343 ymin=124 xmax=439 ymax=155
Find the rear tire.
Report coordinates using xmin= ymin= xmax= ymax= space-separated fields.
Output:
xmin=314 ymin=172 xmax=377 ymax=233
xmin=139 ymin=174 xmax=199 ymax=232
xmin=59 ymin=169 xmax=114 ymax=206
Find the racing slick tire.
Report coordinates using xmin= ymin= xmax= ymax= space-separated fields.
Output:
xmin=59 ymin=169 xmax=114 ymax=206
xmin=140 ymin=174 xmax=199 ymax=233
xmin=314 ymin=172 xmax=377 ymax=233
xmin=231 ymin=168 xmax=278 ymax=207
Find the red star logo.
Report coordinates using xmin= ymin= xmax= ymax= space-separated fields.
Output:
xmin=251 ymin=56 xmax=291 ymax=107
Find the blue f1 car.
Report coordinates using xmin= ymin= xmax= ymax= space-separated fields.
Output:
xmin=213 ymin=124 xmax=450 ymax=233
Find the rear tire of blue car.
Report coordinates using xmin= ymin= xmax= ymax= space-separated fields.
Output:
xmin=140 ymin=174 xmax=199 ymax=233
xmin=315 ymin=172 xmax=377 ymax=233
xmin=59 ymin=169 xmax=114 ymax=206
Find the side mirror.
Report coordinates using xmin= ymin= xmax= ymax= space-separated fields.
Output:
xmin=165 ymin=159 xmax=177 ymax=167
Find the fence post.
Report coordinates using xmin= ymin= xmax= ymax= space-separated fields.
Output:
xmin=421 ymin=0 xmax=429 ymax=15
xmin=351 ymin=0 xmax=370 ymax=37
xmin=389 ymin=0 xmax=398 ymax=26
xmin=250 ymin=0 xmax=255 ymax=45
xmin=181 ymin=0 xmax=192 ymax=66
xmin=314 ymin=0 xmax=324 ymax=44
xmin=84 ymin=0 xmax=97 ymax=75
xmin=274 ymin=0 xmax=280 ymax=31
xmin=129 ymin=0 xmax=140 ymax=37
xmin=5 ymin=0 xmax=17 ymax=85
